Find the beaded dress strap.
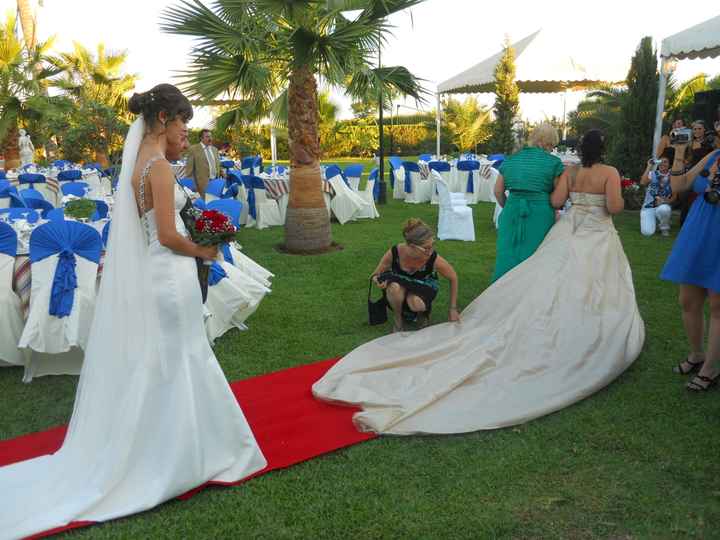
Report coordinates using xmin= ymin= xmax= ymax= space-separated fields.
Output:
xmin=138 ymin=155 xmax=165 ymax=239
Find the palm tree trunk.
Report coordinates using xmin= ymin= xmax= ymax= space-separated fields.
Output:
xmin=285 ymin=65 xmax=331 ymax=252
xmin=2 ymin=124 xmax=20 ymax=170
xmin=16 ymin=0 xmax=37 ymax=50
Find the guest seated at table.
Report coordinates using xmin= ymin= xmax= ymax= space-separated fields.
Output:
xmin=640 ymin=156 xmax=676 ymax=236
xmin=371 ymin=218 xmax=459 ymax=333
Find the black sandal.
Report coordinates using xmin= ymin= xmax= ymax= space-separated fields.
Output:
xmin=673 ymin=357 xmax=704 ymax=375
xmin=687 ymin=373 xmax=720 ymax=392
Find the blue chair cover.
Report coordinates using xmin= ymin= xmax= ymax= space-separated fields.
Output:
xmin=53 ymin=160 xmax=72 ymax=168
xmin=368 ymin=168 xmax=380 ymax=201
xmin=25 ymin=197 xmax=54 ymax=218
xmin=221 ymin=159 xmax=235 ymax=169
xmin=226 ymin=171 xmax=242 ymax=187
xmin=388 ymin=156 xmax=404 ymax=189
xmin=429 ymin=161 xmax=451 ymax=172
xmin=0 ymin=180 xmax=15 ymax=197
xmin=344 ymin=164 xmax=364 ymax=180
xmin=457 ymin=160 xmax=480 ymax=193
xmin=3 ymin=191 xmax=27 ymax=208
xmin=208 ymin=261 xmax=227 ymax=286
xmin=46 ymin=208 xmax=65 ymax=222
xmin=223 ymin=183 xmax=239 ymax=199
xmin=193 ymin=199 xmax=206 ymax=210
xmin=103 ymin=166 xmax=117 ymax=178
xmin=0 ymin=170 xmax=6 ymax=180
xmin=29 ymin=220 xmax=102 ymax=318
xmin=0 ymin=208 xmax=38 ymax=223
xmin=0 ymin=222 xmax=17 ymax=257
xmin=324 ymin=165 xmax=346 ymax=184
xmin=61 ymin=182 xmax=89 ymax=197
xmin=402 ymin=161 xmax=420 ymax=194
xmin=220 ymin=243 xmax=234 ymax=265
xmin=20 ymin=188 xmax=44 ymax=201
xmin=245 ymin=176 xmax=267 ymax=220
xmin=419 ymin=154 xmax=432 ymax=162
xmin=206 ymin=178 xmax=226 ymax=198
xmin=207 ymin=199 xmax=242 ymax=228
xmin=57 ymin=169 xmax=82 ymax=182
xmin=265 ymin=165 xmax=286 ymax=175
xmin=20 ymin=163 xmax=36 ymax=171
xmin=91 ymin=200 xmax=109 ymax=221
xmin=84 ymin=162 xmax=103 ymax=173
xmin=179 ymin=178 xmax=197 ymax=192
xmin=101 ymin=220 xmax=111 ymax=247
xmin=241 ymin=156 xmax=261 ymax=175
xmin=18 ymin=173 xmax=46 ymax=185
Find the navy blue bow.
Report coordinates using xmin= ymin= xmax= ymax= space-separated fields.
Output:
xmin=208 ymin=261 xmax=228 ymax=286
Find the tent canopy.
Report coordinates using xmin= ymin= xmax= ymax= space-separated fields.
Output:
xmin=661 ymin=14 xmax=720 ymax=60
xmin=438 ymin=29 xmax=623 ymax=95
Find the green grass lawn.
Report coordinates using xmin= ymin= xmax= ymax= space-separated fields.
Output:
xmin=2 ymin=180 xmax=720 ymax=538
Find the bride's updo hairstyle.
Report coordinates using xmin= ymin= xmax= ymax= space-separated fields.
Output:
xmin=403 ymin=218 xmax=433 ymax=246
xmin=579 ymin=129 xmax=605 ymax=168
xmin=128 ymin=83 xmax=193 ymax=129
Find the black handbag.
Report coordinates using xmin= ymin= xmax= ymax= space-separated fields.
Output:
xmin=177 ymin=188 xmax=209 ymax=304
xmin=368 ymin=278 xmax=388 ymax=325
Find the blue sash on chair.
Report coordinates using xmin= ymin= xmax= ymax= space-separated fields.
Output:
xmin=457 ymin=160 xmax=480 ymax=193
xmin=29 ymin=220 xmax=102 ymax=318
xmin=0 ymin=222 xmax=17 ymax=257
xmin=220 ymin=243 xmax=234 ymax=265
xmin=208 ymin=261 xmax=227 ymax=286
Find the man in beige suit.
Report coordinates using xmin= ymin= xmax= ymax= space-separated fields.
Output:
xmin=183 ymin=129 xmax=222 ymax=199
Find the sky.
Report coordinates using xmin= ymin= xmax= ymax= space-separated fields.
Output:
xmin=7 ymin=0 xmax=720 ymax=128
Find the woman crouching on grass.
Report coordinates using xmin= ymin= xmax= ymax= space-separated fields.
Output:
xmin=371 ymin=218 xmax=460 ymax=333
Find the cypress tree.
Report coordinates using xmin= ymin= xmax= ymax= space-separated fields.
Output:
xmin=609 ymin=36 xmax=658 ymax=179
xmin=490 ymin=38 xmax=520 ymax=154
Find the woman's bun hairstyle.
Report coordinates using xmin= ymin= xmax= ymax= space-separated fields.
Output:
xmin=128 ymin=84 xmax=193 ymax=129
xmin=403 ymin=218 xmax=433 ymax=245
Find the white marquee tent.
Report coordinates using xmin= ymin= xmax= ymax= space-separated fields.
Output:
xmin=653 ymin=14 xmax=720 ymax=155
xmin=434 ymin=29 xmax=624 ymax=155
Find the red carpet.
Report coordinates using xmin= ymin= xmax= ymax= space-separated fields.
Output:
xmin=0 ymin=358 xmax=376 ymax=539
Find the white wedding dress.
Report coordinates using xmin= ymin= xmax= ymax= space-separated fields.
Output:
xmin=313 ymin=192 xmax=645 ymax=435
xmin=0 ymin=119 xmax=266 ymax=540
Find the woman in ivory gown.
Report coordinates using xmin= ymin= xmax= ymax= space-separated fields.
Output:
xmin=313 ymin=130 xmax=645 ymax=435
xmin=0 ymin=85 xmax=266 ymax=540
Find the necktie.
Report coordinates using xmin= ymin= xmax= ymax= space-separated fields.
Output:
xmin=204 ymin=145 xmax=216 ymax=179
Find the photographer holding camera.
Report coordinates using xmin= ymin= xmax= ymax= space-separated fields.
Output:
xmin=660 ymin=144 xmax=720 ymax=391
xmin=640 ymin=157 xmax=675 ymax=236
xmin=676 ymin=121 xmax=715 ymax=225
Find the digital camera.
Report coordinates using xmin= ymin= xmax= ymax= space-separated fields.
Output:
xmin=670 ymin=127 xmax=693 ymax=144
xmin=704 ymin=175 xmax=720 ymax=205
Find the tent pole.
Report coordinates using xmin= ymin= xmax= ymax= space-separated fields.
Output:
xmin=653 ymin=61 xmax=668 ymax=158
xmin=436 ymin=92 xmax=441 ymax=158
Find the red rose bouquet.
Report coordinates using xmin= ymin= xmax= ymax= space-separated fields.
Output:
xmin=181 ymin=207 xmax=237 ymax=302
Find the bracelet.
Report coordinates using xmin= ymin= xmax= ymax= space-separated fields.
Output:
xmin=670 ymin=170 xmax=684 ymax=176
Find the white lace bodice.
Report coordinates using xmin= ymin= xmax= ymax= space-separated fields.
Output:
xmin=138 ymin=157 xmax=189 ymax=245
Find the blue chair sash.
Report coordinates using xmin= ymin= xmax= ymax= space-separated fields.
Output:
xmin=208 ymin=261 xmax=227 ymax=286
xmin=29 ymin=221 xmax=102 ymax=318
xmin=18 ymin=173 xmax=46 ymax=185
xmin=57 ymin=169 xmax=82 ymax=182
xmin=102 ymin=220 xmax=111 ymax=247
xmin=0 ymin=222 xmax=17 ymax=257
xmin=404 ymin=167 xmax=413 ymax=193
xmin=457 ymin=161 xmax=480 ymax=193
xmin=207 ymin=199 xmax=242 ymax=228
xmin=220 ymin=243 xmax=234 ymax=265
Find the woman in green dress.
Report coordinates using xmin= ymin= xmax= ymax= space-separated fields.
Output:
xmin=492 ymin=123 xmax=568 ymax=281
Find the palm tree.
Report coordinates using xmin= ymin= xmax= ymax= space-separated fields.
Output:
xmin=664 ymin=72 xmax=708 ymax=123
xmin=567 ymin=84 xmax=626 ymax=136
xmin=16 ymin=0 xmax=37 ymax=50
xmin=443 ymin=97 xmax=492 ymax=154
xmin=0 ymin=12 xmax=61 ymax=168
xmin=162 ymin=0 xmax=426 ymax=252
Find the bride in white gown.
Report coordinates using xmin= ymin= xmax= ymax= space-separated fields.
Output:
xmin=0 ymin=85 xmax=266 ymax=539
xmin=313 ymin=130 xmax=645 ymax=435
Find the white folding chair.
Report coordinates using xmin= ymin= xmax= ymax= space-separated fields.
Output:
xmin=0 ymin=224 xmax=25 ymax=367
xmin=226 ymin=242 xmax=274 ymax=288
xmin=402 ymin=163 xmax=432 ymax=204
xmin=475 ymin=165 xmax=499 ymax=202
xmin=205 ymin=261 xmax=253 ymax=344
xmin=327 ymin=174 xmax=368 ymax=224
xmin=434 ymin=171 xmax=475 ymax=241
xmin=392 ymin=165 xmax=406 ymax=200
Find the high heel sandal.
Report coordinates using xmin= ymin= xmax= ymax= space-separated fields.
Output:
xmin=673 ymin=356 xmax=704 ymax=375
xmin=687 ymin=372 xmax=720 ymax=392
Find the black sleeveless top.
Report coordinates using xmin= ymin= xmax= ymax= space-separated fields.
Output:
xmin=391 ymin=245 xmax=437 ymax=280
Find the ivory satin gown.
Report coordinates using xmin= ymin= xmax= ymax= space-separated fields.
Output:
xmin=313 ymin=192 xmax=645 ymax=435
xmin=0 ymin=166 xmax=267 ymax=539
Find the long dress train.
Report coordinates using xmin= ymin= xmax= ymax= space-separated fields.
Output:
xmin=0 ymin=121 xmax=266 ymax=540
xmin=313 ymin=192 xmax=645 ymax=435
